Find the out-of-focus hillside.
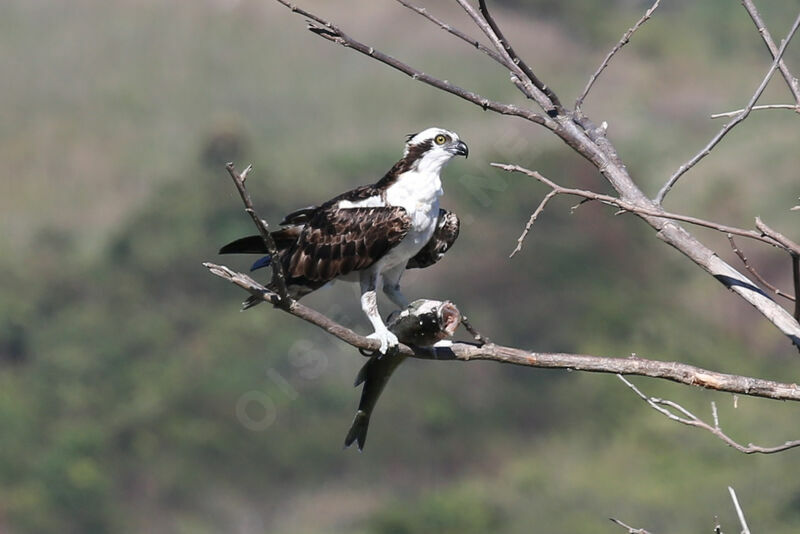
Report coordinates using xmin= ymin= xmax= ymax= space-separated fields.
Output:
xmin=1 ymin=1 xmax=799 ymax=533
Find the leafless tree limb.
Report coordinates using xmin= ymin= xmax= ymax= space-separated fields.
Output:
xmin=392 ymin=0 xmax=506 ymax=65
xmin=273 ymin=0 xmax=552 ymax=127
xmin=459 ymin=314 xmax=491 ymax=346
xmin=755 ymin=217 xmax=800 ymax=256
xmin=476 ymin=0 xmax=563 ymax=112
xmin=609 ymin=517 xmax=654 ymax=534
xmin=494 ymin=163 xmax=793 ymax=253
xmin=575 ymin=0 xmax=661 ymax=110
xmin=618 ymin=375 xmax=800 ymax=454
xmin=711 ymin=103 xmax=800 ymax=119
xmin=509 ymin=188 xmax=558 ymax=257
xmin=224 ymin=163 xmax=292 ymax=307
xmin=204 ymin=259 xmax=800 ymax=403
xmin=742 ymin=0 xmax=800 ymax=104
xmin=271 ymin=0 xmax=800 ymax=349
xmin=795 ymin=255 xmax=800 ymax=321
xmin=727 ymin=487 xmax=752 ymax=534
xmin=728 ymin=234 xmax=796 ymax=302
xmin=655 ymin=11 xmax=800 ymax=204
xmin=449 ymin=0 xmax=558 ymax=113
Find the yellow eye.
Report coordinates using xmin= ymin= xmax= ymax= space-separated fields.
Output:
xmin=434 ymin=134 xmax=447 ymax=145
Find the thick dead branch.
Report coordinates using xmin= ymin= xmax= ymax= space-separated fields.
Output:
xmin=656 ymin=11 xmax=800 ymax=204
xmin=742 ymin=0 xmax=800 ymax=103
xmin=575 ymin=0 xmax=661 ymax=110
xmin=618 ymin=376 xmax=800 ymax=454
xmin=204 ymin=261 xmax=800 ymax=403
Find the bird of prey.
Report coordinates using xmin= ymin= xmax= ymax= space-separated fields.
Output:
xmin=219 ymin=127 xmax=467 ymax=354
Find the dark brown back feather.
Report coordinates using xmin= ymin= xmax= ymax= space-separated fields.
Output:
xmin=282 ymin=206 xmax=411 ymax=282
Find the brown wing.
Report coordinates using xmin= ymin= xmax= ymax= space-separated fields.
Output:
xmin=284 ymin=207 xmax=411 ymax=282
xmin=406 ymin=209 xmax=460 ymax=269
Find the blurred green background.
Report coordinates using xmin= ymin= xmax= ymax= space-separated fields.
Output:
xmin=2 ymin=0 xmax=800 ymax=532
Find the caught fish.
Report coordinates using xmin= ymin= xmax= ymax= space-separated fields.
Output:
xmin=344 ymin=300 xmax=461 ymax=451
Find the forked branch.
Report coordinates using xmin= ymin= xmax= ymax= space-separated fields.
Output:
xmin=655 ymin=11 xmax=800 ymax=204
xmin=618 ymin=375 xmax=800 ymax=454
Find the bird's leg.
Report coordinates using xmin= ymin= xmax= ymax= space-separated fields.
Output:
xmin=360 ymin=269 xmax=398 ymax=354
xmin=381 ymin=264 xmax=410 ymax=310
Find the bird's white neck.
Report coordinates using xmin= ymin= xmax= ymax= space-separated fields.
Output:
xmin=385 ymin=168 xmax=443 ymax=212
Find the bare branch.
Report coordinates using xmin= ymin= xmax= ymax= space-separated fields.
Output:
xmin=618 ymin=375 xmax=800 ymax=454
xmin=609 ymin=517 xmax=654 ymax=534
xmin=392 ymin=0 xmax=505 ymax=65
xmin=450 ymin=0 xmax=560 ymax=114
xmin=476 ymin=0 xmax=563 ymax=112
xmin=742 ymin=0 xmax=800 ymax=103
xmin=493 ymin=163 xmax=792 ymax=253
xmin=794 ymin=255 xmax=800 ymax=321
xmin=224 ymin=163 xmax=292 ymax=306
xmin=728 ymin=487 xmax=752 ymax=534
xmin=509 ymin=189 xmax=558 ymax=257
xmin=205 ymin=260 xmax=800 ymax=402
xmin=273 ymin=0 xmax=551 ymax=127
xmin=711 ymin=103 xmax=800 ymax=118
xmin=459 ymin=314 xmax=491 ymax=346
xmin=755 ymin=217 xmax=800 ymax=256
xmin=575 ymin=0 xmax=661 ymax=110
xmin=655 ymin=11 xmax=800 ymax=204
xmin=728 ymin=234 xmax=796 ymax=302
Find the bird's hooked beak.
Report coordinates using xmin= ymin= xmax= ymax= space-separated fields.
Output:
xmin=452 ymin=140 xmax=469 ymax=158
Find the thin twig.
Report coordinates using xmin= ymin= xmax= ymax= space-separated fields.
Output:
xmin=224 ymin=163 xmax=291 ymax=306
xmin=655 ymin=11 xmax=800 ymax=204
xmin=205 ymin=261 xmax=800 ymax=401
xmin=793 ymin=255 xmax=800 ymax=321
xmin=711 ymin=103 xmax=800 ymax=118
xmin=459 ymin=314 xmax=491 ymax=346
xmin=492 ymin=163 xmax=791 ymax=253
xmin=742 ymin=0 xmax=800 ymax=103
xmin=509 ymin=189 xmax=558 ymax=257
xmin=392 ymin=0 xmax=505 ymax=65
xmin=728 ymin=487 xmax=752 ymax=534
xmin=727 ymin=234 xmax=796 ymax=302
xmin=609 ymin=518 xmax=654 ymax=534
xmin=273 ymin=0 xmax=551 ymax=127
xmin=618 ymin=375 xmax=800 ymax=453
xmin=575 ymin=0 xmax=661 ymax=110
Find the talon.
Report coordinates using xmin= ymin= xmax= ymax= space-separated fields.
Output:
xmin=367 ymin=330 xmax=399 ymax=355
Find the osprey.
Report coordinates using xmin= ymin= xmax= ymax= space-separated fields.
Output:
xmin=219 ymin=127 xmax=467 ymax=353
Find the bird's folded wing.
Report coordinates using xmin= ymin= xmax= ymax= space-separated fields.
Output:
xmin=286 ymin=206 xmax=411 ymax=281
